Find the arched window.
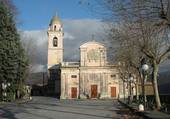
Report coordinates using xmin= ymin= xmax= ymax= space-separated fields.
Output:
xmin=54 ymin=25 xmax=57 ymax=31
xmin=53 ymin=37 xmax=58 ymax=47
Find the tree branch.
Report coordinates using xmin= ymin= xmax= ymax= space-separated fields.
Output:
xmin=158 ymin=46 xmax=170 ymax=63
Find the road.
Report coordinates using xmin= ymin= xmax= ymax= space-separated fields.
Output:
xmin=0 ymin=96 xmax=124 ymax=119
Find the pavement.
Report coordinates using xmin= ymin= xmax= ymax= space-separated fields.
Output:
xmin=119 ymin=99 xmax=170 ymax=119
xmin=0 ymin=96 xmax=124 ymax=119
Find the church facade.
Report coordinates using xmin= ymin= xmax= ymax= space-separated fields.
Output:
xmin=47 ymin=16 xmax=124 ymax=99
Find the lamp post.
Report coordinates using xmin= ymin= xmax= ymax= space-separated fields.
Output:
xmin=141 ymin=63 xmax=149 ymax=108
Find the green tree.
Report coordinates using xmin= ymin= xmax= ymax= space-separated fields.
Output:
xmin=0 ymin=0 xmax=28 ymax=100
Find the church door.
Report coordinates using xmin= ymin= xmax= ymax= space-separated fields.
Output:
xmin=71 ymin=87 xmax=77 ymax=98
xmin=91 ymin=85 xmax=98 ymax=98
xmin=111 ymin=87 xmax=116 ymax=97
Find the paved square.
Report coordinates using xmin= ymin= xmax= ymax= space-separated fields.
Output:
xmin=0 ymin=97 xmax=123 ymax=119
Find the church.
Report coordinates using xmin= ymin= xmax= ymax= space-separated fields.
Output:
xmin=47 ymin=15 xmax=124 ymax=99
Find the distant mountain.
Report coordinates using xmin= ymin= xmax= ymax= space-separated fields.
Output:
xmin=25 ymin=72 xmax=48 ymax=86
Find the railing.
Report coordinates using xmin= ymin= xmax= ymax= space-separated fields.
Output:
xmin=61 ymin=62 xmax=80 ymax=67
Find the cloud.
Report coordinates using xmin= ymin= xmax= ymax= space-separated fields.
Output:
xmin=19 ymin=30 xmax=48 ymax=68
xmin=20 ymin=30 xmax=47 ymax=46
xmin=62 ymin=19 xmax=109 ymax=61
xmin=64 ymin=32 xmax=75 ymax=41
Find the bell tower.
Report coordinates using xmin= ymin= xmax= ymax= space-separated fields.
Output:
xmin=47 ymin=15 xmax=64 ymax=69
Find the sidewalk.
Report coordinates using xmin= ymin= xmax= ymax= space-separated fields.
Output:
xmin=0 ymin=97 xmax=32 ymax=106
xmin=119 ymin=99 xmax=170 ymax=119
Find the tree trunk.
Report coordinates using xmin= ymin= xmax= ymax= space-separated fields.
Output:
xmin=139 ymin=70 xmax=143 ymax=101
xmin=123 ymin=80 xmax=126 ymax=101
xmin=136 ymin=78 xmax=139 ymax=100
xmin=142 ymin=72 xmax=146 ymax=106
xmin=153 ymin=61 xmax=161 ymax=109
xmin=17 ymin=90 xmax=20 ymax=99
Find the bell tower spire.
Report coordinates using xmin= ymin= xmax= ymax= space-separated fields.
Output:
xmin=47 ymin=15 xmax=64 ymax=69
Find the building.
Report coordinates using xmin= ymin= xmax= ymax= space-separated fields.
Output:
xmin=47 ymin=15 xmax=124 ymax=99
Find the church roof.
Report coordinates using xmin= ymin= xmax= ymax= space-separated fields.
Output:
xmin=80 ymin=41 xmax=105 ymax=48
xmin=49 ymin=15 xmax=61 ymax=25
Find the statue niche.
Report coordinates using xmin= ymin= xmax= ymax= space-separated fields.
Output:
xmin=53 ymin=37 xmax=58 ymax=47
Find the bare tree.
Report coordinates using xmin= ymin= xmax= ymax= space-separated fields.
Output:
xmin=108 ymin=22 xmax=145 ymax=100
xmin=83 ymin=0 xmax=170 ymax=109
xmin=21 ymin=35 xmax=38 ymax=81
xmin=119 ymin=0 xmax=170 ymax=109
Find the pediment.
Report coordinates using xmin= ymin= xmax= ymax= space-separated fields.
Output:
xmin=80 ymin=41 xmax=105 ymax=49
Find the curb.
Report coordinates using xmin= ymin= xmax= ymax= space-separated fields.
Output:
xmin=0 ymin=97 xmax=33 ymax=106
xmin=16 ymin=97 xmax=33 ymax=104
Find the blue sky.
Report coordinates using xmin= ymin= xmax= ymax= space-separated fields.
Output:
xmin=13 ymin=0 xmax=95 ymax=30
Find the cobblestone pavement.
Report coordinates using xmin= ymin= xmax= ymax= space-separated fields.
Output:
xmin=0 ymin=96 xmax=124 ymax=119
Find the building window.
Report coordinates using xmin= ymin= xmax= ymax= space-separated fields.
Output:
xmin=71 ymin=75 xmax=77 ymax=78
xmin=53 ymin=37 xmax=58 ymax=47
xmin=111 ymin=74 xmax=116 ymax=78
xmin=54 ymin=25 xmax=56 ymax=31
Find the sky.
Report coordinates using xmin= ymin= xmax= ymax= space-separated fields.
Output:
xmin=13 ymin=0 xmax=95 ymax=30
xmin=12 ymin=0 xmax=170 ymax=72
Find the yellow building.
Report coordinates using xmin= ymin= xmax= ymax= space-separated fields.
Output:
xmin=47 ymin=15 xmax=124 ymax=99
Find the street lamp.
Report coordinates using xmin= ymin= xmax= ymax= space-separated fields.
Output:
xmin=141 ymin=63 xmax=149 ymax=108
xmin=142 ymin=64 xmax=149 ymax=72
